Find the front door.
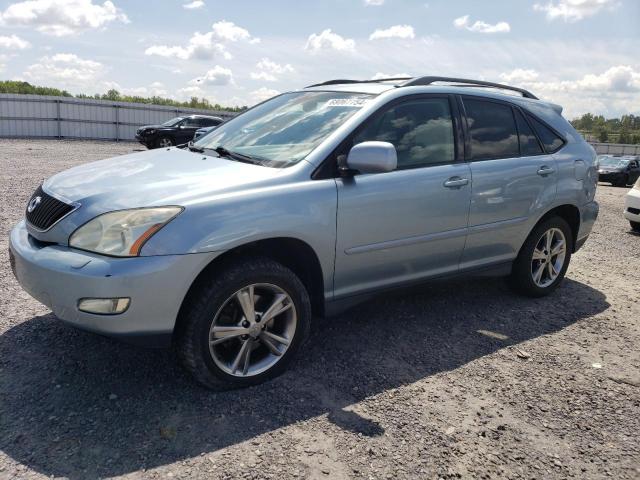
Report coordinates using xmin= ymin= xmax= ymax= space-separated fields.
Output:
xmin=177 ymin=117 xmax=201 ymax=143
xmin=334 ymin=96 xmax=471 ymax=299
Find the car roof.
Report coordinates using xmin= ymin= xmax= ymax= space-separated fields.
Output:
xmin=303 ymin=76 xmax=563 ymax=118
xmin=189 ymin=114 xmax=223 ymax=119
xmin=305 ymin=75 xmax=537 ymax=97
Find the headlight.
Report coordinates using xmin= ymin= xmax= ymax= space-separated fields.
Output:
xmin=145 ymin=129 xmax=156 ymax=135
xmin=69 ymin=207 xmax=182 ymax=257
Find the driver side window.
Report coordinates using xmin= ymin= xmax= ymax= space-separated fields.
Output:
xmin=353 ymin=97 xmax=455 ymax=169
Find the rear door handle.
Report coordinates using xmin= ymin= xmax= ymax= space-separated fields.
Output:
xmin=537 ymin=166 xmax=555 ymax=176
xmin=443 ymin=177 xmax=469 ymax=188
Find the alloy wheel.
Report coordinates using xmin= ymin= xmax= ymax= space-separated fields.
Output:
xmin=208 ymin=283 xmax=297 ymax=377
xmin=158 ymin=138 xmax=173 ymax=148
xmin=531 ymin=227 xmax=567 ymax=288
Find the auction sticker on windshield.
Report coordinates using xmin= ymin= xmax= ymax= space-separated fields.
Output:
xmin=324 ymin=98 xmax=370 ymax=108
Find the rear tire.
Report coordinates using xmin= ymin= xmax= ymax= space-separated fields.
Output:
xmin=175 ymin=257 xmax=311 ymax=390
xmin=631 ymin=221 xmax=640 ymax=233
xmin=510 ymin=216 xmax=573 ymax=297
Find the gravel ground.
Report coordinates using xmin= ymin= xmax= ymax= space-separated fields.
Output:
xmin=1 ymin=139 xmax=639 ymax=480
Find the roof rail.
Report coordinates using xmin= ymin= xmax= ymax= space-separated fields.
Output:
xmin=306 ymin=77 xmax=412 ymax=88
xmin=401 ymin=76 xmax=538 ymax=99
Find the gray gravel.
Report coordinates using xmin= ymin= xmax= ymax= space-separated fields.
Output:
xmin=1 ymin=139 xmax=639 ymax=480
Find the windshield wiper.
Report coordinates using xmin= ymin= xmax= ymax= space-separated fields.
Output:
xmin=186 ymin=141 xmax=204 ymax=153
xmin=213 ymin=146 xmax=263 ymax=165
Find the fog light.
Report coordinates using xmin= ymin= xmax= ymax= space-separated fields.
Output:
xmin=78 ymin=298 xmax=130 ymax=315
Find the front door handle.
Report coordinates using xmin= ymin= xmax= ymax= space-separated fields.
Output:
xmin=537 ymin=165 xmax=555 ymax=176
xmin=443 ymin=177 xmax=469 ymax=188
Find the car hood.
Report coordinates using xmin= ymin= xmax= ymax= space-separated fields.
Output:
xmin=44 ymin=147 xmax=285 ymax=211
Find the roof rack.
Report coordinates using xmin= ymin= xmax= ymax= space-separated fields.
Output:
xmin=305 ymin=77 xmax=412 ymax=88
xmin=305 ymin=75 xmax=538 ymax=100
xmin=401 ymin=76 xmax=538 ymax=99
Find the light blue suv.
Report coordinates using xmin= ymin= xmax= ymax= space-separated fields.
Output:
xmin=9 ymin=76 xmax=599 ymax=389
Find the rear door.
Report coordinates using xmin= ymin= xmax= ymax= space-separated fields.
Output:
xmin=460 ymin=96 xmax=558 ymax=270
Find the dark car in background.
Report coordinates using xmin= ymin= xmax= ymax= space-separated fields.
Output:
xmin=135 ymin=115 xmax=223 ymax=149
xmin=597 ymin=155 xmax=640 ymax=187
xmin=193 ymin=125 xmax=218 ymax=141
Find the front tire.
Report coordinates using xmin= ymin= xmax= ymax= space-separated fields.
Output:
xmin=631 ymin=221 xmax=640 ymax=233
xmin=175 ymin=257 xmax=311 ymax=390
xmin=156 ymin=136 xmax=175 ymax=148
xmin=510 ymin=217 xmax=573 ymax=297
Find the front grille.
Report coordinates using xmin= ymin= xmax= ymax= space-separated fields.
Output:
xmin=25 ymin=186 xmax=75 ymax=231
xmin=628 ymin=207 xmax=640 ymax=215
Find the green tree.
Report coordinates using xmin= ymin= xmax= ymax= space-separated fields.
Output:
xmin=596 ymin=129 xmax=609 ymax=143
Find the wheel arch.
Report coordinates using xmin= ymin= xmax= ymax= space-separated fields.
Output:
xmin=534 ymin=204 xmax=581 ymax=252
xmin=173 ymin=237 xmax=326 ymax=341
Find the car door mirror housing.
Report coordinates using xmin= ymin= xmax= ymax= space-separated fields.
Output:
xmin=346 ymin=141 xmax=397 ymax=174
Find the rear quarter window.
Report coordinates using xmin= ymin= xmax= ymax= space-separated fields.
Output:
xmin=525 ymin=113 xmax=565 ymax=153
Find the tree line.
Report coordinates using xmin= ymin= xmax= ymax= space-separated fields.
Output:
xmin=570 ymin=113 xmax=640 ymax=144
xmin=0 ymin=80 xmax=247 ymax=113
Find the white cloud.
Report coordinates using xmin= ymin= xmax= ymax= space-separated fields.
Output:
xmin=121 ymin=81 xmax=168 ymax=97
xmin=364 ymin=0 xmax=384 ymax=5
xmin=0 ymin=0 xmax=129 ymax=37
xmin=531 ymin=65 xmax=640 ymax=93
xmin=369 ymin=25 xmax=415 ymax=40
xmin=176 ymin=85 xmax=204 ymax=100
xmin=533 ymin=0 xmax=618 ymax=22
xmin=371 ymin=72 xmax=411 ymax=80
xmin=305 ymin=29 xmax=355 ymax=52
xmin=182 ymin=0 xmax=204 ymax=9
xmin=250 ymin=87 xmax=280 ymax=102
xmin=23 ymin=53 xmax=106 ymax=87
xmin=145 ymin=20 xmax=257 ymax=60
xmin=211 ymin=20 xmax=259 ymax=43
xmin=250 ymin=57 xmax=294 ymax=82
xmin=0 ymin=34 xmax=30 ymax=49
xmin=500 ymin=69 xmax=540 ymax=83
xmin=453 ymin=15 xmax=510 ymax=33
xmin=188 ymin=65 xmax=234 ymax=86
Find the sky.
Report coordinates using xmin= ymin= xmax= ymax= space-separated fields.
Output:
xmin=0 ymin=0 xmax=638 ymax=119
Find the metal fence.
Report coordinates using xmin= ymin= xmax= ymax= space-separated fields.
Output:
xmin=591 ymin=142 xmax=640 ymax=156
xmin=0 ymin=93 xmax=236 ymax=141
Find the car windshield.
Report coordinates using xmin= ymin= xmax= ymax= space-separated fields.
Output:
xmin=599 ymin=157 xmax=629 ymax=168
xmin=194 ymin=91 xmax=373 ymax=167
xmin=161 ymin=117 xmax=184 ymax=127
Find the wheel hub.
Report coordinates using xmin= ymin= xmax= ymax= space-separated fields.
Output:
xmin=208 ymin=283 xmax=297 ymax=377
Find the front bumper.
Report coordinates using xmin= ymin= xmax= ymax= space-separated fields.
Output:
xmin=624 ymin=188 xmax=640 ymax=223
xmin=598 ymin=171 xmax=625 ymax=184
xmin=9 ymin=220 xmax=219 ymax=347
xmin=135 ymin=134 xmax=154 ymax=147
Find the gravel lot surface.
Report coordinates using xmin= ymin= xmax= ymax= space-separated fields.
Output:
xmin=1 ymin=139 xmax=639 ymax=480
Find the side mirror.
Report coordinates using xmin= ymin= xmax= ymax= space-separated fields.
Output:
xmin=346 ymin=141 xmax=397 ymax=174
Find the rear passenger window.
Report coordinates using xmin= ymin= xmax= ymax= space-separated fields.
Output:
xmin=202 ymin=118 xmax=221 ymax=127
xmin=525 ymin=114 xmax=564 ymax=153
xmin=514 ymin=109 xmax=543 ymax=156
xmin=464 ymin=99 xmax=519 ymax=160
